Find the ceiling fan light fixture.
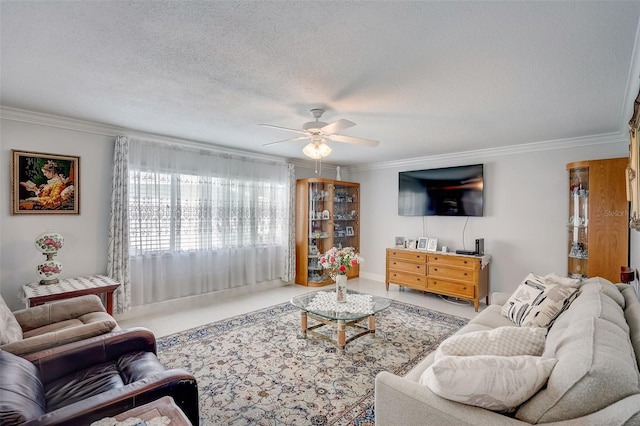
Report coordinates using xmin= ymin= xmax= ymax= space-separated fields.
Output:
xmin=303 ymin=140 xmax=332 ymax=159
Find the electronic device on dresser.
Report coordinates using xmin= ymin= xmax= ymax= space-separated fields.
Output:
xmin=475 ymin=238 xmax=484 ymax=256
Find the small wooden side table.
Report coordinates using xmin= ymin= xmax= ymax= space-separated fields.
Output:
xmin=91 ymin=396 xmax=192 ymax=425
xmin=22 ymin=275 xmax=120 ymax=315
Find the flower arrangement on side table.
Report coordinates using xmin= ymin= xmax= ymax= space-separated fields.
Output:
xmin=318 ymin=247 xmax=363 ymax=302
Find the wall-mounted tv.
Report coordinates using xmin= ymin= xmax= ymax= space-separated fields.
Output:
xmin=398 ymin=164 xmax=484 ymax=216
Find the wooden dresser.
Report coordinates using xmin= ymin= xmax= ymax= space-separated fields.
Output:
xmin=386 ymin=248 xmax=489 ymax=311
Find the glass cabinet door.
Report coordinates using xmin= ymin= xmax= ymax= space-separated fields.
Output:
xmin=307 ymin=181 xmax=331 ymax=283
xmin=332 ymin=182 xmax=359 ymax=277
xmin=567 ymin=166 xmax=589 ymax=279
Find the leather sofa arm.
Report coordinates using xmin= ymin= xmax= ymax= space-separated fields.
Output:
xmin=26 ymin=327 xmax=156 ymax=383
xmin=23 ymin=369 xmax=199 ymax=426
xmin=14 ymin=295 xmax=107 ymax=331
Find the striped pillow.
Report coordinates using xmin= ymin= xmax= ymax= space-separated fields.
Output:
xmin=501 ymin=273 xmax=578 ymax=327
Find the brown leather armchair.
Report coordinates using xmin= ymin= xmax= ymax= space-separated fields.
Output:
xmin=0 ymin=327 xmax=199 ymax=425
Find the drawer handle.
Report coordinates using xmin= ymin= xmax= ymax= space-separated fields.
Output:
xmin=434 ymin=256 xmax=439 ymax=260
xmin=464 ymin=261 xmax=468 ymax=264
xmin=434 ymin=268 xmax=438 ymax=271
xmin=464 ymin=272 xmax=468 ymax=276
xmin=416 ymin=265 xmax=420 ymax=269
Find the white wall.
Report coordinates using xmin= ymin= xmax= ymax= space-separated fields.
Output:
xmin=1 ymin=119 xmax=114 ymax=310
xmin=0 ymin=114 xmax=326 ymax=311
xmin=1 ymin=113 xmax=637 ymax=311
xmin=351 ymin=139 xmax=633 ymax=296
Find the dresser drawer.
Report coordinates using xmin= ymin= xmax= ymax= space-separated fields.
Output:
xmin=427 ymin=278 xmax=475 ymax=298
xmin=428 ymin=254 xmax=477 ymax=269
xmin=388 ymin=271 xmax=427 ymax=288
xmin=387 ymin=249 xmax=427 ymax=263
xmin=388 ymin=259 xmax=426 ymax=274
xmin=427 ymin=265 xmax=476 ymax=283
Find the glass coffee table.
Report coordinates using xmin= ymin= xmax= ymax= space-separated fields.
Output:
xmin=290 ymin=289 xmax=391 ymax=351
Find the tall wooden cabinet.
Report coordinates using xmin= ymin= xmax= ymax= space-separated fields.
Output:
xmin=295 ymin=178 xmax=360 ymax=286
xmin=567 ymin=158 xmax=629 ymax=282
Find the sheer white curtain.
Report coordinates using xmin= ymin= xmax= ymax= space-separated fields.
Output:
xmin=127 ymin=138 xmax=292 ymax=307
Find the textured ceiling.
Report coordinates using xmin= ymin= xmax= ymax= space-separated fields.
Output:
xmin=1 ymin=1 xmax=640 ymax=166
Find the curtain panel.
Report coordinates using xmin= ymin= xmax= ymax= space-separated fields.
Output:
xmin=127 ymin=138 xmax=292 ymax=307
xmin=107 ymin=136 xmax=131 ymax=314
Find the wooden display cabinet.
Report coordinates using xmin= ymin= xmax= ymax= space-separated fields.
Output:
xmin=295 ymin=178 xmax=360 ymax=286
xmin=566 ymin=158 xmax=629 ymax=282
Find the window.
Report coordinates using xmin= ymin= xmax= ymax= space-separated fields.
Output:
xmin=129 ymin=171 xmax=288 ymax=255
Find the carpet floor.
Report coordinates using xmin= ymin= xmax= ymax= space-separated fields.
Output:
xmin=156 ymin=298 xmax=468 ymax=425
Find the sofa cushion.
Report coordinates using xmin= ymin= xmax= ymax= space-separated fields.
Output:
xmin=420 ymin=355 xmax=557 ymax=412
xmin=3 ymin=316 xmax=117 ymax=356
xmin=0 ymin=296 xmax=22 ymax=345
xmin=581 ymin=276 xmax=625 ymax=308
xmin=619 ymin=284 xmax=640 ymax=369
xmin=435 ymin=326 xmax=547 ymax=360
xmin=516 ymin=315 xmax=640 ymax=423
xmin=0 ymin=350 xmax=46 ymax=425
xmin=501 ymin=273 xmax=578 ymax=327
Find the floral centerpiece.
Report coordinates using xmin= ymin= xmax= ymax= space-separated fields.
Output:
xmin=318 ymin=247 xmax=363 ymax=302
xmin=318 ymin=246 xmax=363 ymax=278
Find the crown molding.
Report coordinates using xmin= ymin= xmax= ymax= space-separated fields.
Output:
xmin=0 ymin=106 xmax=289 ymax=163
xmin=0 ymin=106 xmax=122 ymax=136
xmin=1 ymin=106 xmax=627 ymax=174
xmin=344 ymin=132 xmax=627 ymax=173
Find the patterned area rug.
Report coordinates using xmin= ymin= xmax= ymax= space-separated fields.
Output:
xmin=157 ymin=299 xmax=467 ymax=425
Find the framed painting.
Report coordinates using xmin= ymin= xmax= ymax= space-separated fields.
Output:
xmin=11 ymin=150 xmax=80 ymax=215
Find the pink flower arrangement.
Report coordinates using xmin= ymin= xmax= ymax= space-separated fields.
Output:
xmin=318 ymin=247 xmax=363 ymax=278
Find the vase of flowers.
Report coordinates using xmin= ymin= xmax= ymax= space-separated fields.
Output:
xmin=318 ymin=247 xmax=363 ymax=302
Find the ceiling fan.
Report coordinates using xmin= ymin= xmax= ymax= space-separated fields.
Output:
xmin=260 ymin=109 xmax=379 ymax=159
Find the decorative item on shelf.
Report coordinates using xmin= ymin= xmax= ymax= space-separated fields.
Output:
xmin=34 ymin=230 xmax=64 ymax=284
xmin=417 ymin=237 xmax=428 ymax=251
xmin=318 ymin=247 xmax=363 ymax=303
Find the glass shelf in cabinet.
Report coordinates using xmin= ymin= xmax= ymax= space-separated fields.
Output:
xmin=568 ymin=255 xmax=589 ymax=260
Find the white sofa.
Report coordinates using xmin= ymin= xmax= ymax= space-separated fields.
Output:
xmin=375 ymin=279 xmax=640 ymax=425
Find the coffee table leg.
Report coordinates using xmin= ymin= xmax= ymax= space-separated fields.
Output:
xmin=300 ymin=311 xmax=308 ymax=338
xmin=368 ymin=315 xmax=376 ymax=333
xmin=337 ymin=320 xmax=346 ymax=350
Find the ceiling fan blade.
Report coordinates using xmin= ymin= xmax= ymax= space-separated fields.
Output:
xmin=262 ymin=135 xmax=310 ymax=146
xmin=259 ymin=124 xmax=308 ymax=135
xmin=320 ymin=119 xmax=355 ymax=135
xmin=328 ymin=134 xmax=380 ymax=147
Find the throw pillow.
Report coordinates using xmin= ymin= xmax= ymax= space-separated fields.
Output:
xmin=520 ymin=285 xmax=578 ymax=328
xmin=436 ymin=326 xmax=547 ymax=360
xmin=0 ymin=296 xmax=22 ymax=345
xmin=501 ymin=273 xmax=578 ymax=327
xmin=420 ymin=355 xmax=558 ymax=412
xmin=501 ymin=273 xmax=547 ymax=325
xmin=544 ymin=273 xmax=581 ymax=288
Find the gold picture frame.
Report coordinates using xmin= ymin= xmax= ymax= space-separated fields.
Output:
xmin=11 ymin=150 xmax=80 ymax=215
xmin=628 ymin=89 xmax=640 ymax=231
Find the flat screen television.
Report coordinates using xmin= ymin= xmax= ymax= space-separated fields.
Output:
xmin=398 ymin=164 xmax=484 ymax=216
